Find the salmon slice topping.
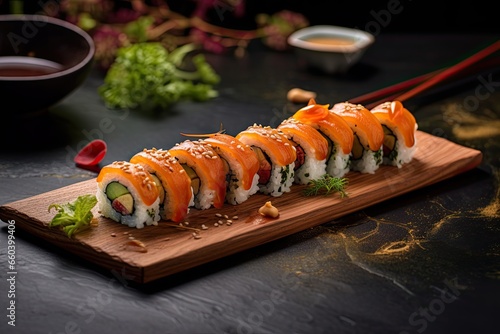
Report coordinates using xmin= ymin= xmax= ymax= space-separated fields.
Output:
xmin=278 ymin=118 xmax=329 ymax=161
xmin=370 ymin=100 xmax=417 ymax=148
xmin=292 ymin=100 xmax=354 ymax=154
xmin=330 ymin=101 xmax=384 ymax=152
xmin=204 ymin=133 xmax=260 ymax=191
xmin=169 ymin=140 xmax=227 ymax=209
xmin=130 ymin=148 xmax=193 ymax=222
xmin=97 ymin=161 xmax=159 ymax=206
xmin=236 ymin=125 xmax=297 ymax=167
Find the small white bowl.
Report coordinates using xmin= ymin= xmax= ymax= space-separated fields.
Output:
xmin=288 ymin=25 xmax=375 ymax=74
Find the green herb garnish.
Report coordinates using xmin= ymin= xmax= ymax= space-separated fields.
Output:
xmin=98 ymin=42 xmax=220 ymax=111
xmin=48 ymin=194 xmax=98 ymax=238
xmin=303 ymin=175 xmax=348 ymax=197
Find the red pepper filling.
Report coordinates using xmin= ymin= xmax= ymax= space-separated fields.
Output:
xmin=252 ymin=147 xmax=272 ymax=185
xmin=294 ymin=145 xmax=305 ymax=170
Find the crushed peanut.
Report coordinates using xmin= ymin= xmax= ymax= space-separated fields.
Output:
xmin=258 ymin=201 xmax=280 ymax=218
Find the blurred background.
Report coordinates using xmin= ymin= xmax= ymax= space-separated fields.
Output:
xmin=1 ymin=0 xmax=498 ymax=33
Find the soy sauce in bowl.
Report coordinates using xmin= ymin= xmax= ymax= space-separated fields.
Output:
xmin=0 ymin=56 xmax=63 ymax=77
xmin=0 ymin=14 xmax=95 ymax=114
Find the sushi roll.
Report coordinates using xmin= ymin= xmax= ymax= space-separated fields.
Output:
xmin=330 ymin=101 xmax=384 ymax=174
xmin=370 ymin=100 xmax=418 ymax=168
xmin=130 ymin=148 xmax=194 ymax=223
xmin=278 ymin=117 xmax=330 ymax=184
xmin=236 ymin=124 xmax=296 ymax=197
xmin=292 ymin=100 xmax=353 ymax=178
xmin=96 ymin=161 xmax=161 ymax=229
xmin=204 ymin=133 xmax=260 ymax=205
xmin=168 ymin=139 xmax=228 ymax=210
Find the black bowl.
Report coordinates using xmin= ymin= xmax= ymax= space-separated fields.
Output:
xmin=0 ymin=14 xmax=95 ymax=114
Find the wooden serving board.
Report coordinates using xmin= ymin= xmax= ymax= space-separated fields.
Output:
xmin=0 ymin=131 xmax=482 ymax=283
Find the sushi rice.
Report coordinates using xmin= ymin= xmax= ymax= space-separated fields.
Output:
xmin=385 ymin=134 xmax=417 ymax=168
xmin=227 ymin=173 xmax=260 ymax=205
xmin=260 ymin=163 xmax=295 ymax=197
xmin=350 ymin=146 xmax=383 ymax=174
xmin=326 ymin=144 xmax=351 ymax=178
xmin=295 ymin=156 xmax=327 ymax=184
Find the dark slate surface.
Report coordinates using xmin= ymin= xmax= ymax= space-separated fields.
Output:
xmin=1 ymin=33 xmax=500 ymax=334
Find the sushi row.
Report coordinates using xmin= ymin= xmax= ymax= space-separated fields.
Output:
xmin=96 ymin=100 xmax=418 ymax=228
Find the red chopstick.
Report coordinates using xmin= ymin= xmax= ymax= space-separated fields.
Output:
xmin=349 ymin=68 xmax=442 ymax=105
xmin=394 ymin=40 xmax=500 ymax=103
xmin=349 ymin=40 xmax=500 ymax=109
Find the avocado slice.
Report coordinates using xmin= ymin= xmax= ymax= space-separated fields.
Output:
xmin=351 ymin=135 xmax=363 ymax=160
xmin=106 ymin=182 xmax=130 ymax=201
xmin=320 ymin=133 xmax=333 ymax=158
xmin=383 ymin=134 xmax=396 ymax=153
xmin=181 ymin=165 xmax=200 ymax=195
xmin=382 ymin=125 xmax=393 ymax=135
xmin=149 ymin=174 xmax=165 ymax=203
xmin=111 ymin=193 xmax=134 ymax=216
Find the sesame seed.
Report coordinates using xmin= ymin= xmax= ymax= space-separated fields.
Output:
xmin=232 ymin=216 xmax=239 ymax=220
xmin=223 ymin=215 xmax=229 ymax=219
xmin=214 ymin=223 xmax=219 ymax=227
xmin=201 ymin=224 xmax=208 ymax=230
xmin=215 ymin=213 xmax=222 ymax=217
xmin=226 ymin=220 xmax=233 ymax=224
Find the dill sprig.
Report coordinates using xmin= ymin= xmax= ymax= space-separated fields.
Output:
xmin=303 ymin=175 xmax=349 ymax=197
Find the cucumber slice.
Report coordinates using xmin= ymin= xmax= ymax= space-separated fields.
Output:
xmin=106 ymin=182 xmax=130 ymax=200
